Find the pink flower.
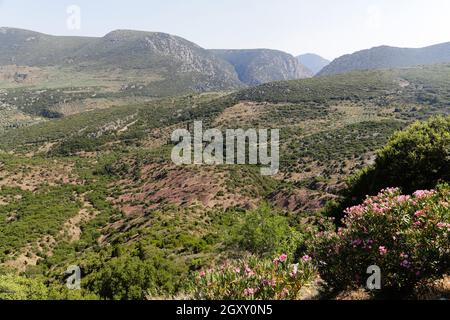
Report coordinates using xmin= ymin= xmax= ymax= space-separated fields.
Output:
xmin=414 ymin=221 xmax=422 ymax=227
xmin=396 ymin=195 xmax=411 ymax=204
xmin=279 ymin=254 xmax=288 ymax=263
xmin=199 ymin=271 xmax=206 ymax=278
xmin=351 ymin=239 xmax=363 ymax=248
xmin=244 ymin=288 xmax=257 ymax=296
xmin=345 ymin=205 xmax=365 ymax=216
xmin=245 ymin=267 xmax=255 ymax=277
xmin=234 ymin=267 xmax=241 ymax=274
xmin=379 ymin=246 xmax=388 ymax=255
xmin=302 ymin=255 xmax=312 ymax=262
xmin=437 ymin=222 xmax=450 ymax=231
xmin=290 ymin=263 xmax=299 ymax=278
xmin=262 ymin=279 xmax=276 ymax=287
xmin=413 ymin=190 xmax=435 ymax=199
xmin=415 ymin=210 xmax=425 ymax=217
xmin=280 ymin=288 xmax=289 ymax=299
xmin=400 ymin=260 xmax=411 ymax=269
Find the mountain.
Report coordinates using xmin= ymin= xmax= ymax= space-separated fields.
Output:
xmin=297 ymin=53 xmax=330 ymax=75
xmin=0 ymin=27 xmax=94 ymax=66
xmin=1 ymin=63 xmax=449 ymax=300
xmin=318 ymin=42 xmax=450 ymax=76
xmin=210 ymin=49 xmax=313 ymax=86
xmin=0 ymin=27 xmax=243 ymax=93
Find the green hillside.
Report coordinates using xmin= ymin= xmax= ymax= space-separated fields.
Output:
xmin=0 ymin=64 xmax=449 ymax=300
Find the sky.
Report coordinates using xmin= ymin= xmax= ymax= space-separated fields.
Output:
xmin=1 ymin=0 xmax=450 ymax=60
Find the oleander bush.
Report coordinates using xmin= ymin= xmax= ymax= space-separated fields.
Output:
xmin=193 ymin=254 xmax=316 ymax=300
xmin=330 ymin=115 xmax=450 ymax=222
xmin=313 ymin=185 xmax=450 ymax=294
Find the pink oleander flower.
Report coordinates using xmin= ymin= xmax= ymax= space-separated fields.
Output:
xmin=280 ymin=288 xmax=289 ymax=299
xmin=415 ymin=210 xmax=425 ymax=218
xmin=383 ymin=187 xmax=401 ymax=195
xmin=400 ymin=260 xmax=411 ymax=269
xmin=437 ymin=222 xmax=450 ymax=231
xmin=262 ymin=279 xmax=277 ymax=287
xmin=279 ymin=254 xmax=288 ymax=263
xmin=245 ymin=267 xmax=255 ymax=277
xmin=351 ymin=239 xmax=363 ymax=248
xmin=413 ymin=190 xmax=435 ymax=199
xmin=302 ymin=255 xmax=312 ymax=262
xmin=244 ymin=288 xmax=257 ymax=296
xmin=372 ymin=205 xmax=388 ymax=215
xmin=379 ymin=246 xmax=388 ymax=255
xmin=345 ymin=205 xmax=365 ymax=216
xmin=396 ymin=195 xmax=411 ymax=204
xmin=290 ymin=264 xmax=299 ymax=278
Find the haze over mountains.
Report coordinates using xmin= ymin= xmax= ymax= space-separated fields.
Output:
xmin=318 ymin=42 xmax=450 ymax=76
xmin=211 ymin=49 xmax=313 ymax=86
xmin=297 ymin=53 xmax=330 ymax=75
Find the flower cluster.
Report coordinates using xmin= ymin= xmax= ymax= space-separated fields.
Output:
xmin=193 ymin=254 xmax=316 ymax=300
xmin=312 ymin=185 xmax=450 ymax=292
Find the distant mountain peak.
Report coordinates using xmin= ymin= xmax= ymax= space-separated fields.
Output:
xmin=318 ymin=42 xmax=450 ymax=76
xmin=297 ymin=53 xmax=330 ymax=75
xmin=211 ymin=49 xmax=313 ymax=86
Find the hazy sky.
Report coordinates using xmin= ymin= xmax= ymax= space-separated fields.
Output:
xmin=1 ymin=0 xmax=450 ymax=60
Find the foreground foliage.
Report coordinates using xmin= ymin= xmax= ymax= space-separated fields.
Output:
xmin=193 ymin=254 xmax=316 ymax=300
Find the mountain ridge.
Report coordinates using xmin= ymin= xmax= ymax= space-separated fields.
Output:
xmin=210 ymin=49 xmax=313 ymax=86
xmin=318 ymin=42 xmax=450 ymax=76
xmin=0 ymin=27 xmax=315 ymax=92
xmin=297 ymin=53 xmax=330 ymax=75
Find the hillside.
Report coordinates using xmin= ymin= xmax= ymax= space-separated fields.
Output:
xmin=0 ymin=28 xmax=319 ymax=125
xmin=0 ymin=27 xmax=243 ymax=97
xmin=0 ymin=64 xmax=449 ymax=300
xmin=318 ymin=42 xmax=450 ymax=76
xmin=210 ymin=49 xmax=313 ymax=86
xmin=297 ymin=53 xmax=330 ymax=75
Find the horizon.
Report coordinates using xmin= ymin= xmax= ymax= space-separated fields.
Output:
xmin=1 ymin=0 xmax=450 ymax=60
xmin=1 ymin=24 xmax=449 ymax=62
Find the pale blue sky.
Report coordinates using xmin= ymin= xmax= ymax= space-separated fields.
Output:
xmin=1 ymin=0 xmax=450 ymax=60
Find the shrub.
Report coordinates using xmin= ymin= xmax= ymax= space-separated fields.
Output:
xmin=0 ymin=274 xmax=48 ymax=300
xmin=330 ymin=115 xmax=450 ymax=222
xmin=313 ymin=185 xmax=450 ymax=294
xmin=83 ymin=244 xmax=187 ymax=300
xmin=227 ymin=204 xmax=301 ymax=258
xmin=192 ymin=254 xmax=316 ymax=300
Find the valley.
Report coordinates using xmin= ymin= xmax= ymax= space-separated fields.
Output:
xmin=0 ymin=27 xmax=449 ymax=301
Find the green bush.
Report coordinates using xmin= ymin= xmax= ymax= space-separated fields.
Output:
xmin=83 ymin=244 xmax=186 ymax=300
xmin=331 ymin=116 xmax=450 ymax=221
xmin=0 ymin=274 xmax=48 ymax=300
xmin=313 ymin=185 xmax=450 ymax=295
xmin=193 ymin=254 xmax=316 ymax=300
xmin=227 ymin=204 xmax=301 ymax=258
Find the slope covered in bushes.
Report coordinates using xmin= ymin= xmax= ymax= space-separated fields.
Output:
xmin=329 ymin=116 xmax=450 ymax=221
